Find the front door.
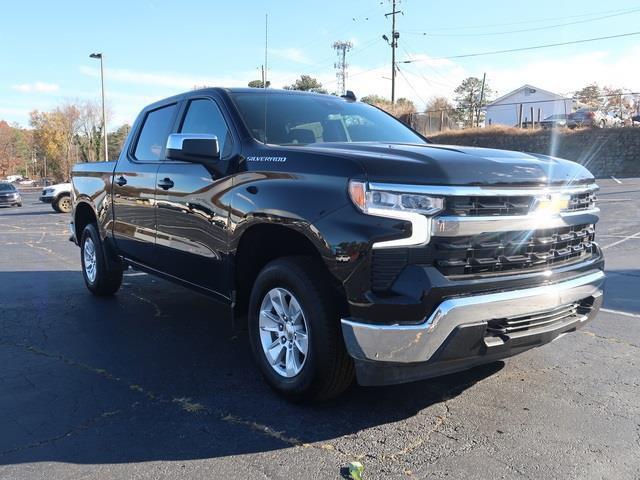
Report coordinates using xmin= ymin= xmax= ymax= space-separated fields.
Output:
xmin=155 ymin=98 xmax=235 ymax=300
xmin=112 ymin=103 xmax=178 ymax=267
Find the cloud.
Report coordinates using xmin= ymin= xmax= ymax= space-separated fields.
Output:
xmin=12 ymin=82 xmax=59 ymax=93
xmin=486 ymin=47 xmax=640 ymax=98
xmin=268 ymin=48 xmax=312 ymax=64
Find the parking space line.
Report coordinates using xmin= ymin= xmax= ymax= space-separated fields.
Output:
xmin=610 ymin=176 xmax=622 ymax=184
xmin=600 ymin=231 xmax=640 ymax=250
xmin=600 ymin=308 xmax=640 ymax=319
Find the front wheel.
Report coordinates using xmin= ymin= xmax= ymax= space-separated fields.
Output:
xmin=80 ymin=224 xmax=123 ymax=296
xmin=53 ymin=194 xmax=72 ymax=213
xmin=248 ymin=256 xmax=354 ymax=402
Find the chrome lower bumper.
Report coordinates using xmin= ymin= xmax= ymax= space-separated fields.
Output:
xmin=341 ymin=270 xmax=605 ymax=364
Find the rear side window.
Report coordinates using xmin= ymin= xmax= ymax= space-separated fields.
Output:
xmin=180 ymin=99 xmax=232 ymax=157
xmin=133 ymin=104 xmax=177 ymax=161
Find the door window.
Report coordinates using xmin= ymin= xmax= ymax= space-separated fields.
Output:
xmin=180 ymin=99 xmax=232 ymax=157
xmin=133 ymin=104 xmax=177 ymax=161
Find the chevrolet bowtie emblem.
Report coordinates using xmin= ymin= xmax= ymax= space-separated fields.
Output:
xmin=531 ymin=193 xmax=570 ymax=216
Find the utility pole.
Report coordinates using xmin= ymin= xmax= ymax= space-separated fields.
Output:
xmin=476 ymin=72 xmax=486 ymax=127
xmin=333 ymin=41 xmax=353 ymax=95
xmin=383 ymin=0 xmax=401 ymax=105
xmin=90 ymin=53 xmax=108 ymax=162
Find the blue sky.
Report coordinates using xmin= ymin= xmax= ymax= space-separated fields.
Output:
xmin=1 ymin=0 xmax=639 ymax=128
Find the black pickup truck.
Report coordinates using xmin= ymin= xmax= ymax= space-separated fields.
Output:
xmin=71 ymin=88 xmax=604 ymax=401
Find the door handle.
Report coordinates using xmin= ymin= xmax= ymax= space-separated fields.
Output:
xmin=158 ymin=177 xmax=174 ymax=190
xmin=115 ymin=176 xmax=127 ymax=187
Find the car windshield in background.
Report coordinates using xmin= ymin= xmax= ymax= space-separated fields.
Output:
xmin=230 ymin=92 xmax=426 ymax=146
xmin=0 ymin=183 xmax=16 ymax=192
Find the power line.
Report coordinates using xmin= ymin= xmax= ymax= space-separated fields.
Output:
xmin=400 ymin=31 xmax=640 ymax=61
xmin=407 ymin=6 xmax=640 ymax=32
xmin=396 ymin=65 xmax=428 ymax=106
xmin=405 ymin=8 xmax=640 ymax=37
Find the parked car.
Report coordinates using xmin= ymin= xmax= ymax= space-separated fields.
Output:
xmin=71 ymin=88 xmax=604 ymax=401
xmin=567 ymin=108 xmax=619 ymax=129
xmin=18 ymin=179 xmax=35 ymax=186
xmin=40 ymin=182 xmax=72 ymax=213
xmin=539 ymin=114 xmax=567 ymax=129
xmin=0 ymin=182 xmax=22 ymax=207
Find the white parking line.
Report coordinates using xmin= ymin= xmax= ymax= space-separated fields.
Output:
xmin=601 ymin=231 xmax=640 ymax=250
xmin=610 ymin=175 xmax=622 ymax=184
xmin=601 ymin=308 xmax=640 ymax=319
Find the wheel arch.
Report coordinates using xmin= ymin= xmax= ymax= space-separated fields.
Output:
xmin=232 ymin=222 xmax=347 ymax=321
xmin=73 ymin=200 xmax=99 ymax=243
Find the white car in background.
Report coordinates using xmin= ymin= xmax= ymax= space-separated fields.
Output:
xmin=40 ymin=182 xmax=73 ymax=213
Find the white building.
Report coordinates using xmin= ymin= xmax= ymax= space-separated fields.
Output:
xmin=485 ymin=85 xmax=575 ymax=127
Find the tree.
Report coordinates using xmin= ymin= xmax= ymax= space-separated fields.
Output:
xmin=361 ymin=94 xmax=389 ymax=107
xmin=107 ymin=124 xmax=131 ymax=160
xmin=75 ymin=100 xmax=108 ymax=163
xmin=574 ymin=83 xmax=602 ymax=108
xmin=453 ymin=77 xmax=494 ymax=127
xmin=283 ymin=75 xmax=327 ymax=94
xmin=248 ymin=79 xmax=270 ymax=88
xmin=361 ymin=95 xmax=416 ymax=117
xmin=602 ymin=86 xmax=633 ymax=119
xmin=0 ymin=121 xmax=18 ymax=178
xmin=425 ymin=96 xmax=455 ymax=113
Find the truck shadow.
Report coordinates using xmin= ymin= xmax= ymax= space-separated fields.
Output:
xmin=0 ymin=270 xmax=502 ymax=465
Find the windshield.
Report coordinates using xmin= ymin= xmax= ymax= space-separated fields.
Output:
xmin=230 ymin=92 xmax=426 ymax=146
xmin=0 ymin=183 xmax=16 ymax=192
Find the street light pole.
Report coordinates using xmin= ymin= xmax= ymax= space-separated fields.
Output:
xmin=90 ymin=53 xmax=108 ymax=162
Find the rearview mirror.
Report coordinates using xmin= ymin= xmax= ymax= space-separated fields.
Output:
xmin=166 ymin=133 xmax=220 ymax=163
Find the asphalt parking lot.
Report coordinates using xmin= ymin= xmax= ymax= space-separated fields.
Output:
xmin=1 ymin=181 xmax=639 ymax=480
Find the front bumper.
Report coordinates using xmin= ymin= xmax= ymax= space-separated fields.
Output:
xmin=341 ymin=270 xmax=604 ymax=385
xmin=0 ymin=196 xmax=21 ymax=206
xmin=39 ymin=195 xmax=54 ymax=203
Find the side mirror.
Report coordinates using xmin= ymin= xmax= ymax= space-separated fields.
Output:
xmin=166 ymin=133 xmax=220 ymax=163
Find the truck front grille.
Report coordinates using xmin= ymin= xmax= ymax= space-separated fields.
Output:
xmin=444 ymin=190 xmax=597 ymax=217
xmin=432 ymin=224 xmax=596 ymax=277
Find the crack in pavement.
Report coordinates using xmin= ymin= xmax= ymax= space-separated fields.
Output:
xmin=0 ymin=410 xmax=122 ymax=456
xmin=0 ymin=341 xmax=351 ymax=459
xmin=581 ymin=330 xmax=640 ymax=350
xmin=129 ymin=293 xmax=164 ymax=317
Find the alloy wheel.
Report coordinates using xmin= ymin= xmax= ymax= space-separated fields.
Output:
xmin=258 ymin=287 xmax=309 ymax=378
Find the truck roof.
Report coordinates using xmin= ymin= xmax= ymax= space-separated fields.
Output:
xmin=143 ymin=87 xmax=345 ymax=112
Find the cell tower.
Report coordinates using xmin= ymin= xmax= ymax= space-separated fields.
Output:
xmin=333 ymin=41 xmax=353 ymax=96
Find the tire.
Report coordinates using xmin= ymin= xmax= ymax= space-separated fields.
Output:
xmin=80 ymin=223 xmax=123 ymax=296
xmin=248 ymin=256 xmax=354 ymax=402
xmin=53 ymin=194 xmax=72 ymax=213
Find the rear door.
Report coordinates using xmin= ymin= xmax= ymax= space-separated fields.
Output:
xmin=155 ymin=96 xmax=236 ymax=300
xmin=112 ymin=102 xmax=178 ymax=267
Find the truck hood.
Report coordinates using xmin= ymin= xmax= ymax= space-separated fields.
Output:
xmin=302 ymin=142 xmax=594 ymax=186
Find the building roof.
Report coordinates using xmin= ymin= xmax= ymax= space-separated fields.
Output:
xmin=487 ymin=84 xmax=570 ymax=106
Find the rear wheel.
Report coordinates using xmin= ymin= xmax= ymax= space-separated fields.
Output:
xmin=80 ymin=224 xmax=123 ymax=296
xmin=53 ymin=194 xmax=72 ymax=213
xmin=248 ymin=256 xmax=354 ymax=402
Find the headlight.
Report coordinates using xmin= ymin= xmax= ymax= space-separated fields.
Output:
xmin=348 ymin=180 xmax=444 ymax=248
